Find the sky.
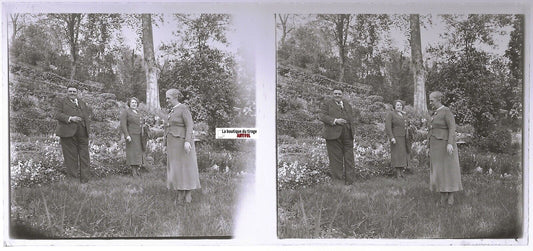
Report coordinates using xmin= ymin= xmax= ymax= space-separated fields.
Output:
xmin=120 ymin=14 xmax=242 ymax=62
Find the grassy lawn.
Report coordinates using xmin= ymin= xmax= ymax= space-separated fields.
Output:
xmin=278 ymin=170 xmax=523 ymax=239
xmin=10 ymin=167 xmax=247 ymax=238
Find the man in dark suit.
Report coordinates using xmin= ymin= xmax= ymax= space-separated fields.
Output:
xmin=54 ymin=85 xmax=93 ymax=183
xmin=319 ymin=87 xmax=357 ymax=185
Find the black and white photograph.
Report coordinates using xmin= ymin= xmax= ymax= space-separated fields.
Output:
xmin=276 ymin=13 xmax=525 ymax=239
xmin=5 ymin=11 xmax=256 ymax=239
xmin=2 ymin=0 xmax=533 ymax=249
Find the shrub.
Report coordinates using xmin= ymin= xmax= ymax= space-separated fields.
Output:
xmin=10 ymin=135 xmax=64 ymax=187
xmin=457 ymin=124 xmax=475 ymax=134
xmin=277 ymin=119 xmax=322 ymax=138
xmin=358 ymin=111 xmax=385 ymax=124
xmin=278 ymin=95 xmax=307 ymax=114
xmin=195 ymin=142 xmax=255 ymax=173
xmin=278 ymin=137 xmax=395 ymax=189
xmin=278 ymin=134 xmax=296 ymax=144
xmin=354 ymin=123 xmax=387 ymax=148
xmin=100 ymin=93 xmax=117 ymax=100
xmin=278 ymin=140 xmax=330 ymax=189
xmin=368 ymin=101 xmax=386 ymax=112
xmin=287 ymin=109 xmax=314 ymax=122
xmin=486 ymin=128 xmax=512 ymax=154
xmin=459 ymin=146 xmax=521 ymax=175
xmin=353 ymin=142 xmax=393 ymax=179
xmin=10 ymin=95 xmax=38 ymax=112
xmin=409 ymin=141 xmax=429 ymax=170
xmin=367 ymin=95 xmax=384 ymax=103
xmin=10 ymin=117 xmax=56 ymax=136
xmin=10 ymin=133 xmax=146 ymax=187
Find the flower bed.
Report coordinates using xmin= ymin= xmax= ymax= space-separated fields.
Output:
xmin=277 ymin=137 xmax=394 ymax=190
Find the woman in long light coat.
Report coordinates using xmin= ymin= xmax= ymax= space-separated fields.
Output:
xmin=161 ymin=89 xmax=201 ymax=203
xmin=428 ymin=91 xmax=462 ymax=206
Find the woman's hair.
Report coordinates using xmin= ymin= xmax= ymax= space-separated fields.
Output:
xmin=127 ymin=97 xmax=139 ymax=107
xmin=393 ymin=99 xmax=405 ymax=109
xmin=166 ymin=89 xmax=182 ymax=102
xmin=429 ymin=91 xmax=444 ymax=102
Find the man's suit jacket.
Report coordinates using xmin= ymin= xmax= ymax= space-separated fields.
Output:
xmin=319 ymin=98 xmax=356 ymax=140
xmin=54 ymin=96 xmax=92 ymax=138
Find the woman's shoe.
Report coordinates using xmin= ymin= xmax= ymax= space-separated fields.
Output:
xmin=447 ymin=194 xmax=454 ymax=205
xmin=131 ymin=166 xmax=139 ymax=177
xmin=185 ymin=191 xmax=192 ymax=203
xmin=178 ymin=191 xmax=184 ymax=202
xmin=439 ymin=193 xmax=447 ymax=206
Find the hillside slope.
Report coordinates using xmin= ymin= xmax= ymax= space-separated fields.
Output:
xmin=9 ymin=63 xmax=122 ymax=137
xmin=277 ymin=63 xmax=389 ymax=141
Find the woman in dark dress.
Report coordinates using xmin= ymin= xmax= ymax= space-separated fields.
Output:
xmin=120 ymin=97 xmax=146 ymax=176
xmin=385 ymin=100 xmax=410 ymax=178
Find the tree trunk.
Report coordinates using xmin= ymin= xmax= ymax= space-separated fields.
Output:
xmin=66 ymin=14 xmax=82 ymax=80
xmin=278 ymin=14 xmax=289 ymax=47
xmin=141 ymin=14 xmax=161 ymax=111
xmin=409 ymin=14 xmax=428 ymax=116
xmin=335 ymin=14 xmax=350 ymax=83
xmin=10 ymin=14 xmax=19 ymax=45
xmin=338 ymin=43 xmax=345 ymax=82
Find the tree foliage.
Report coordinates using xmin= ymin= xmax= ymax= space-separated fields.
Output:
xmin=503 ymin=15 xmax=524 ymax=128
xmin=158 ymin=14 xmax=242 ymax=146
xmin=10 ymin=22 xmax=62 ymax=68
xmin=276 ymin=14 xmax=408 ymax=104
xmin=317 ymin=14 xmax=352 ymax=82
xmin=426 ymin=14 xmax=519 ymax=137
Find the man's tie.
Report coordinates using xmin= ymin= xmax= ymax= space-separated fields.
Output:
xmin=337 ymin=101 xmax=344 ymax=110
xmin=72 ymin=99 xmax=79 ymax=107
